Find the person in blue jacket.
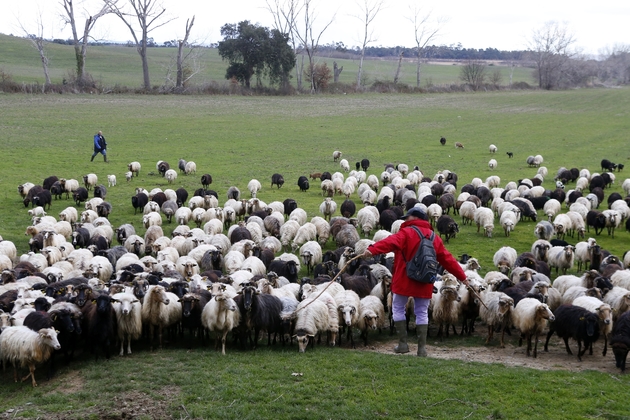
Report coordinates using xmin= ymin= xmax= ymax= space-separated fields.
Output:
xmin=91 ymin=130 xmax=108 ymax=162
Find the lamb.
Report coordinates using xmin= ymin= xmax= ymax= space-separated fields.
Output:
xmin=479 ymin=291 xmax=514 ymax=347
xmin=0 ymin=326 xmax=60 ymax=386
xmin=473 ymin=207 xmax=494 ymax=237
xmin=547 ymin=245 xmax=575 ymax=275
xmin=488 ymin=159 xmax=497 ymax=170
xmin=357 ymin=295 xmax=385 ymax=346
xmin=544 ymin=304 xmax=600 ymax=361
xmin=127 ymin=161 xmax=141 ymax=177
xmin=511 ymin=298 xmax=555 ymax=357
xmin=573 ymin=296 xmax=613 ymax=356
xmin=164 ymin=169 xmax=178 ymax=184
xmin=141 ymin=285 xmax=182 ymax=350
xmin=111 ymin=292 xmax=142 ymax=356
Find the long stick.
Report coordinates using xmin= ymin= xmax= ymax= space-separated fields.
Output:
xmin=294 ymin=254 xmax=363 ymax=313
xmin=466 ymin=284 xmax=489 ymax=310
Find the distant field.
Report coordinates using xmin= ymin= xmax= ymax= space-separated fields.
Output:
xmin=1 ymin=89 xmax=630 ymax=419
xmin=0 ymin=33 xmax=533 ymax=88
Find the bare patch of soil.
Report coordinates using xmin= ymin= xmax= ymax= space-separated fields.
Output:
xmin=362 ymin=332 xmax=620 ymax=374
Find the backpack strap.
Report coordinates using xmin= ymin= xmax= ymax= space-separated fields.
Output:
xmin=401 ymin=226 xmax=434 ymax=263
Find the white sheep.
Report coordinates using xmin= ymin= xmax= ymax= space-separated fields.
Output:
xmin=175 ymin=207 xmax=193 ymax=226
xmin=489 ymin=144 xmax=497 ymax=153
xmin=165 ymin=169 xmax=178 ymax=184
xmin=543 ymin=199 xmax=561 ymax=222
xmin=247 ymin=179 xmax=262 ymax=197
xmin=83 ymin=173 xmax=98 ymax=190
xmin=499 ymin=211 xmax=517 ymax=237
xmin=547 ymin=245 xmax=575 ymax=275
xmin=128 ymin=161 xmax=141 ymax=177
xmin=293 ymin=298 xmax=333 ymax=352
xmin=58 ymin=207 xmax=78 ymax=226
xmin=141 ymin=285 xmax=182 ymax=350
xmin=310 ymin=216 xmax=331 ymax=246
xmin=602 ymin=209 xmax=622 ymax=238
xmin=299 ymin=241 xmax=322 ymax=274
xmin=566 ymin=211 xmax=586 ymax=239
xmin=459 ymin=201 xmax=477 ymax=225
xmin=611 ymin=270 xmax=630 ymax=290
xmin=426 ymin=203 xmax=442 ymax=226
xmin=479 ymin=291 xmax=514 ymax=347
xmin=241 ymin=256 xmax=266 ymax=277
xmin=0 ymin=326 xmax=60 ymax=387
xmin=474 ymin=207 xmax=494 ymax=237
xmin=511 ymin=298 xmax=554 ymax=357
xmin=357 ymin=295 xmax=385 ymax=346
xmin=333 ymin=150 xmax=342 ymax=162
xmin=142 ymin=211 xmax=162 ymax=229
xmin=488 ymin=159 xmax=497 ymax=170
xmin=603 ymin=287 xmax=630 ymax=321
xmin=88 ymin=255 xmax=113 ymax=283
xmin=493 ymin=246 xmax=517 ymax=275
xmin=431 ymin=274 xmax=461 ymax=338
xmin=319 ymin=198 xmax=337 ymax=221
xmin=111 ymin=292 xmax=142 ymax=356
xmin=562 ymin=286 xmax=602 ymax=305
xmin=551 ymin=270 xmax=600 ymax=297
xmin=552 ymin=214 xmax=572 ymax=240
xmin=223 ymin=250 xmax=245 ymax=274
xmin=201 ymin=294 xmax=240 ymax=355
xmin=0 ymin=240 xmax=18 ymax=262
xmin=339 ymin=158 xmax=350 ymax=172
xmin=184 ymin=161 xmax=197 ymax=175
xmin=333 ymin=289 xmax=361 ymax=344
xmin=531 ymin=239 xmax=552 ymax=262
xmin=356 ymin=207 xmax=377 ymax=237
xmin=125 ymin=171 xmax=133 ymax=182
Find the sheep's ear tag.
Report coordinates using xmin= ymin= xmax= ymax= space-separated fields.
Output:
xmin=579 ymin=317 xmax=585 ymax=321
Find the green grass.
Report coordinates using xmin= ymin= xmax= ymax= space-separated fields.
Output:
xmin=1 ymin=89 xmax=630 ymax=418
xmin=0 ymin=33 xmax=533 ymax=88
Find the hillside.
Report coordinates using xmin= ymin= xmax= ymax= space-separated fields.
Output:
xmin=0 ymin=33 xmax=534 ymax=89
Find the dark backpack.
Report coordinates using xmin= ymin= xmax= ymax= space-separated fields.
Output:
xmin=403 ymin=226 xmax=439 ymax=284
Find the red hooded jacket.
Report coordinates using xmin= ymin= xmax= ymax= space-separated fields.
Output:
xmin=367 ymin=218 xmax=466 ymax=299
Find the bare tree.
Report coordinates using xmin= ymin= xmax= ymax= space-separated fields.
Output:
xmin=290 ymin=0 xmax=336 ymax=92
xmin=60 ymin=0 xmax=111 ymax=85
xmin=104 ymin=0 xmax=176 ymax=90
xmin=17 ymin=12 xmax=51 ymax=89
xmin=354 ymin=0 xmax=384 ymax=88
xmin=266 ymin=0 xmax=303 ymax=89
xmin=459 ymin=60 xmax=486 ymax=90
xmin=176 ymin=16 xmax=194 ymax=90
xmin=407 ymin=4 xmax=446 ymax=87
xmin=528 ymin=21 xmax=577 ymax=90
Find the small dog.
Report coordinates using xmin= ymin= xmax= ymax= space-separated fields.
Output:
xmin=506 ymin=152 xmax=514 ymax=158
xmin=440 ymin=136 xmax=446 ymax=146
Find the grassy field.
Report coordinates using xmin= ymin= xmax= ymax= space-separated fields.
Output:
xmin=1 ymin=89 xmax=630 ymax=418
xmin=0 ymin=33 xmax=533 ymax=89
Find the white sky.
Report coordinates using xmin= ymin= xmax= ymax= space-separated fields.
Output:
xmin=2 ymin=0 xmax=628 ymax=56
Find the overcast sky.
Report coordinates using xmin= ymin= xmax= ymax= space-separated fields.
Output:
xmin=2 ymin=0 xmax=628 ymax=56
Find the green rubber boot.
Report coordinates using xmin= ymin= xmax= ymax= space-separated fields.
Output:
xmin=394 ymin=320 xmax=410 ymax=354
xmin=416 ymin=324 xmax=428 ymax=357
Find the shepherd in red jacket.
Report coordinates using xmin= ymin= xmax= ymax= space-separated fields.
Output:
xmin=362 ymin=207 xmax=468 ymax=356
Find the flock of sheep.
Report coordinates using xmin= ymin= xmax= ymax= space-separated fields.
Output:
xmin=2 ymin=144 xmax=630 ymax=387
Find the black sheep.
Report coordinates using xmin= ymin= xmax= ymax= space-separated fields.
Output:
xmin=566 ymin=190 xmax=582 ymax=206
xmin=271 ymin=173 xmax=285 ymax=189
xmin=361 ymin=158 xmax=370 ymax=172
xmin=436 ymin=215 xmax=459 ymax=243
xmin=297 ymin=176 xmax=310 ymax=192
xmin=549 ymin=188 xmax=566 ymax=203
xmin=439 ymin=136 xmax=446 ymax=145
xmin=131 ymin=192 xmax=148 ymax=214
xmin=229 ymin=226 xmax=252 ymax=244
xmin=158 ymin=161 xmax=170 ymax=177
xmin=375 ymin=195 xmax=391 ymax=214
xmin=42 ymin=176 xmax=59 ymax=191
xmin=511 ymin=198 xmax=537 ymax=222
xmin=268 ymin=259 xmax=298 ymax=283
xmin=81 ymin=294 xmax=116 ymax=360
xmin=475 ymin=187 xmax=492 ymax=207
xmin=610 ymin=311 xmax=630 ymax=372
xmin=94 ymin=184 xmax=107 ymax=199
xmin=340 ymin=273 xmax=372 ymax=298
xmin=45 ymin=277 xmax=89 ymax=299
xmin=96 ymin=202 xmax=112 ymax=218
xmin=72 ymin=228 xmax=91 ymax=248
xmin=32 ymin=190 xmax=52 ymax=210
xmin=586 ymin=210 xmax=607 ymax=235
xmin=283 ymin=198 xmax=298 ymax=217
xmin=180 ymin=291 xmax=212 ymax=348
xmin=200 ymin=174 xmax=213 ymax=189
xmin=320 ymin=171 xmax=332 ymax=181
xmin=601 ymin=159 xmax=617 ymax=172
xmin=589 ymin=175 xmax=605 ymax=192
xmin=175 ymin=188 xmax=189 ymax=207
xmin=544 ymin=304 xmax=600 ymax=361
xmin=151 ymin=192 xmax=167 ymax=208
xmin=50 ymin=181 xmax=64 ymax=200
xmin=437 ymin=193 xmax=456 ymax=214
xmin=607 ymin=192 xmax=623 ymax=208
xmin=235 ymin=285 xmax=283 ymax=349
xmin=178 ymin=158 xmax=187 ymax=173
xmin=379 ymin=209 xmax=398 ymax=232
xmin=340 ymin=199 xmax=356 ymax=218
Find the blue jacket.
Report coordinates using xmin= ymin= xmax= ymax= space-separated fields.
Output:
xmin=94 ymin=134 xmax=106 ymax=152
